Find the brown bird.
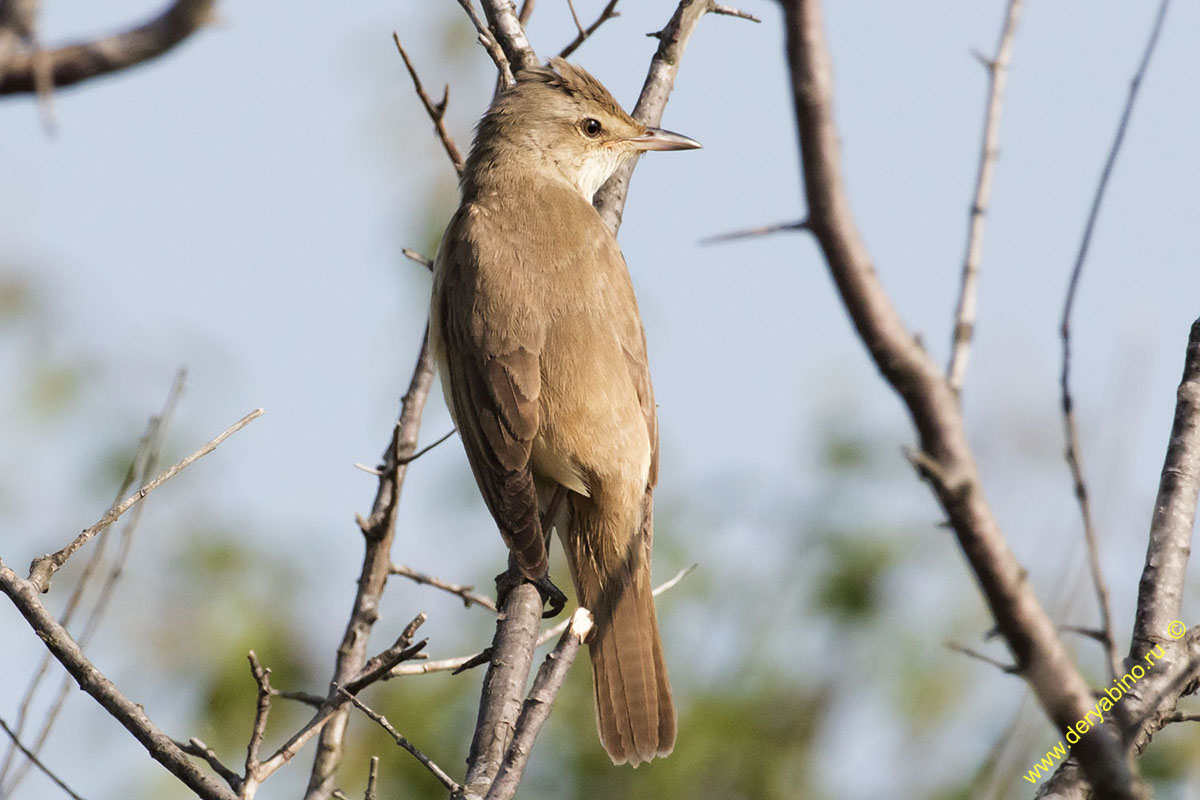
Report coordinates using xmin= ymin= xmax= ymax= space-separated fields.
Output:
xmin=429 ymin=58 xmax=699 ymax=766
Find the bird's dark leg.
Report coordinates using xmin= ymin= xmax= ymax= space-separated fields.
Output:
xmin=496 ymin=486 xmax=569 ymax=617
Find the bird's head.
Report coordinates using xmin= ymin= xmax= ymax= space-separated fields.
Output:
xmin=465 ymin=58 xmax=700 ymax=201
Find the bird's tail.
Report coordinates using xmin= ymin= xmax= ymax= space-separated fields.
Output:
xmin=562 ymin=490 xmax=675 ymax=766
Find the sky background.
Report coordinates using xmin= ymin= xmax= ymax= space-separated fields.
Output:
xmin=2 ymin=1 xmax=1199 ymax=797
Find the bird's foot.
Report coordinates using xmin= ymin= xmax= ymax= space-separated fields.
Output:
xmin=532 ymin=574 xmax=567 ymax=619
xmin=494 ymin=568 xmax=566 ymax=619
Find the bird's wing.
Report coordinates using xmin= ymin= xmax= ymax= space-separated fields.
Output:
xmin=609 ymin=239 xmax=658 ymax=490
xmin=435 ymin=212 xmax=548 ymax=578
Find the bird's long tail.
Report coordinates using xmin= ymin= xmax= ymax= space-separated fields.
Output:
xmin=562 ymin=489 xmax=675 ymax=766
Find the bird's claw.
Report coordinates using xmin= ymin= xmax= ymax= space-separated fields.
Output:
xmin=494 ymin=568 xmax=567 ymax=618
xmin=533 ymin=574 xmax=567 ymax=619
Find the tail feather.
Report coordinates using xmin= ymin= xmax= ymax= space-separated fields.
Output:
xmin=562 ymin=490 xmax=675 ymax=766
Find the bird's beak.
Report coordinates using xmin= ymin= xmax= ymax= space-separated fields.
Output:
xmin=626 ymin=126 xmax=702 ymax=152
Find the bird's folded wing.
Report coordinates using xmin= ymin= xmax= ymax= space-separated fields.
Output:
xmin=437 ymin=246 xmax=548 ymax=579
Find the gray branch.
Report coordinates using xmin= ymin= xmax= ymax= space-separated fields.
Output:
xmin=304 ymin=331 xmax=436 ymax=800
xmin=0 ymin=559 xmax=239 ymax=800
xmin=778 ymin=0 xmax=1144 ymax=796
xmin=0 ymin=0 xmax=215 ymax=96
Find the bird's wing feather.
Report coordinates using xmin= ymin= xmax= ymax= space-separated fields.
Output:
xmin=435 ymin=213 xmax=548 ymax=578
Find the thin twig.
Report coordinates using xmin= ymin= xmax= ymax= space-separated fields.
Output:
xmin=244 ymin=653 xmax=272 ymax=779
xmin=558 ymin=0 xmax=619 ymax=59
xmin=1 ymin=370 xmax=184 ymax=793
xmin=594 ymin=0 xmax=756 ymax=233
xmin=391 ymin=564 xmax=696 ymax=676
xmin=710 ymin=4 xmax=760 ymax=23
xmin=177 ymin=738 xmax=243 ymax=791
xmin=336 ymin=688 xmax=461 ymax=794
xmin=392 ymin=33 xmax=465 ymax=176
xmin=364 ymin=756 xmax=379 ymax=800
xmin=0 ymin=718 xmax=88 ymax=800
xmin=397 ymin=428 xmax=457 ymax=465
xmin=700 ymin=218 xmax=809 ymax=245
xmin=517 ymin=0 xmax=535 ymax=26
xmin=946 ymin=0 xmax=1022 ymax=393
xmin=945 ymin=640 xmax=1019 ymax=674
xmin=390 ymin=564 xmax=497 ymax=611
xmin=402 ymin=248 xmax=434 ymax=271
xmin=1058 ymin=0 xmax=1170 ymax=687
xmin=27 ymin=408 xmax=264 ymax=593
xmin=457 ymin=0 xmax=516 ymax=87
xmin=565 ymin=0 xmax=586 ymax=38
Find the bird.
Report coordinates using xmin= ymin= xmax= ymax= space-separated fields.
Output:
xmin=428 ymin=57 xmax=699 ymax=767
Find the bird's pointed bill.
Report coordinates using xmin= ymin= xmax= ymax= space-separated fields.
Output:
xmin=627 ymin=127 xmax=702 ymax=152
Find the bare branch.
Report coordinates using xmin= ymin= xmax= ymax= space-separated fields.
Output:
xmin=945 ymin=640 xmax=1018 ymax=674
xmin=484 ymin=609 xmax=593 ymax=800
xmin=461 ymin=578 xmax=543 ymax=798
xmin=517 ymin=0 xmax=535 ymax=26
xmin=2 ymin=370 xmax=184 ymax=793
xmin=391 ymin=564 xmax=695 ymax=677
xmin=336 ymin=688 xmax=461 ymax=794
xmin=1119 ymin=318 xmax=1200 ymax=753
xmin=390 ymin=564 xmax=497 ymax=611
xmin=594 ymin=0 xmax=755 ymax=233
xmin=396 ymin=428 xmax=457 ymax=465
xmin=364 ymin=756 xmax=379 ymax=800
xmin=709 ymin=4 xmax=760 ymax=23
xmin=778 ymin=0 xmax=1143 ymax=795
xmin=0 ymin=0 xmax=216 ymax=96
xmin=0 ymin=717 xmax=88 ymax=800
xmin=177 ymin=738 xmax=242 ymax=791
xmin=558 ymin=0 xmax=619 ymax=59
xmin=701 ymin=218 xmax=809 ymax=245
xmin=243 ymin=653 xmax=273 ymax=792
xmin=27 ymin=407 xmax=264 ymax=593
xmin=402 ymin=248 xmax=434 ymax=270
xmin=458 ymin=0 xmax=518 ymax=87
xmin=946 ymin=0 xmax=1022 ymax=392
xmin=474 ymin=0 xmax=538 ymax=78
xmin=565 ymin=0 xmax=586 ymax=38
xmin=392 ymin=33 xmax=465 ymax=176
xmin=1060 ymin=0 xmax=1172 ymax=687
xmin=304 ymin=333 xmax=435 ymax=800
xmin=0 ymin=560 xmax=238 ymax=800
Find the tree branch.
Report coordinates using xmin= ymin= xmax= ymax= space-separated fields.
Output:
xmin=475 ymin=0 xmax=539 ymax=77
xmin=27 ymin=407 xmax=264 ymax=593
xmin=303 ymin=333 xmax=436 ymax=800
xmin=483 ymin=609 xmax=593 ymax=800
xmin=459 ymin=578 xmax=543 ymax=799
xmin=946 ymin=0 xmax=1021 ymax=392
xmin=0 ymin=559 xmax=238 ymax=800
xmin=0 ymin=0 xmax=215 ymax=96
xmin=336 ymin=688 xmax=461 ymax=794
xmin=558 ymin=0 xmax=619 ymax=59
xmin=778 ymin=0 xmax=1143 ymax=796
xmin=594 ymin=0 xmax=756 ymax=234
xmin=0 ymin=717 xmax=88 ymax=800
xmin=391 ymin=33 xmax=465 ymax=176
xmin=390 ymin=563 xmax=497 ymax=611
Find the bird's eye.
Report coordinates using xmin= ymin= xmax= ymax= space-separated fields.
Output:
xmin=581 ymin=118 xmax=603 ymax=138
